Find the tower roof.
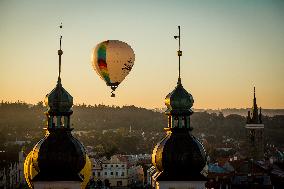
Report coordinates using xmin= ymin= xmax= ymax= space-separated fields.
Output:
xmin=44 ymin=81 xmax=73 ymax=115
xmin=44 ymin=32 xmax=73 ymax=115
xmin=152 ymin=129 xmax=207 ymax=181
xmin=165 ymin=80 xmax=194 ymax=115
xmin=31 ymin=130 xmax=86 ymax=181
xmin=165 ymin=26 xmax=194 ymax=116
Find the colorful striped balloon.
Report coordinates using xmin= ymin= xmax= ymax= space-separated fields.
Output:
xmin=92 ymin=40 xmax=135 ymax=97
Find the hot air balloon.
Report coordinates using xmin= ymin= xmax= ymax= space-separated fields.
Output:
xmin=92 ymin=40 xmax=135 ymax=97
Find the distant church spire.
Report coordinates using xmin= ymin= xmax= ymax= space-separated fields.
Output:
xmin=248 ymin=86 xmax=261 ymax=124
xmin=245 ymin=87 xmax=264 ymax=160
xmin=253 ymin=86 xmax=257 ymax=110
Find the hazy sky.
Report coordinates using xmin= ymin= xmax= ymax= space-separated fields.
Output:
xmin=0 ymin=0 xmax=283 ymax=109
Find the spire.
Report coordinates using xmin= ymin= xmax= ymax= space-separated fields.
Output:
xmin=24 ymin=23 xmax=90 ymax=187
xmin=58 ymin=23 xmax=63 ymax=83
xmin=174 ymin=26 xmax=182 ymax=85
xmin=165 ymin=26 xmax=194 ymax=130
xmin=259 ymin=107 xmax=262 ymax=124
xmin=247 ymin=87 xmax=262 ymax=124
xmin=44 ymin=22 xmax=73 ymax=126
xmin=152 ymin=27 xmax=206 ymax=184
xmin=253 ymin=86 xmax=256 ymax=107
xmin=253 ymin=87 xmax=258 ymax=114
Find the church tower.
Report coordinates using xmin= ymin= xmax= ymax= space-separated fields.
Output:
xmin=24 ymin=25 xmax=91 ymax=189
xmin=151 ymin=26 xmax=207 ymax=189
xmin=245 ymin=87 xmax=264 ymax=160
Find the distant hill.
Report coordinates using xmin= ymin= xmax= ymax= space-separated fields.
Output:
xmin=0 ymin=101 xmax=283 ymax=148
xmin=194 ymin=108 xmax=284 ymax=117
xmin=154 ymin=108 xmax=284 ymax=117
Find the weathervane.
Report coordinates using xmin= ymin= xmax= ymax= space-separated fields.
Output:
xmin=58 ymin=23 xmax=63 ymax=82
xmin=174 ymin=26 xmax=182 ymax=83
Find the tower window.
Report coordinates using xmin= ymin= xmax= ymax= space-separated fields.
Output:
xmin=173 ymin=116 xmax=178 ymax=127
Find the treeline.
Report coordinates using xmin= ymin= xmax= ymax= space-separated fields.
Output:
xmin=0 ymin=101 xmax=283 ymax=147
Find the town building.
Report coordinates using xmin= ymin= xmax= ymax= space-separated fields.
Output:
xmin=92 ymin=155 xmax=128 ymax=187
xmin=0 ymin=151 xmax=25 ymax=189
xmin=128 ymin=165 xmax=144 ymax=187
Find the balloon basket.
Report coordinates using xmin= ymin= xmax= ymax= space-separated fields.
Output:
xmin=111 ymin=92 xmax=115 ymax=97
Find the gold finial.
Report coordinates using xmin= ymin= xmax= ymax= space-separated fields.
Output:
xmin=174 ymin=26 xmax=182 ymax=84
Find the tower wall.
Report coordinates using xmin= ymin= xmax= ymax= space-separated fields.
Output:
xmin=245 ymin=124 xmax=264 ymax=160
xmin=34 ymin=181 xmax=81 ymax=189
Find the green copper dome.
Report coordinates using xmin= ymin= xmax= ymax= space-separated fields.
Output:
xmin=165 ymin=79 xmax=194 ymax=115
xmin=44 ymin=79 xmax=73 ymax=114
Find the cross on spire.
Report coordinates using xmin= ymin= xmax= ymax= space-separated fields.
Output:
xmin=58 ymin=23 xmax=63 ymax=83
xmin=174 ymin=26 xmax=182 ymax=84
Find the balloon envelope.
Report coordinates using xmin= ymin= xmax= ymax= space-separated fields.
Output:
xmin=92 ymin=40 xmax=135 ymax=91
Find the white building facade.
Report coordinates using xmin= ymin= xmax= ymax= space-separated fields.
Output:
xmin=93 ymin=155 xmax=128 ymax=187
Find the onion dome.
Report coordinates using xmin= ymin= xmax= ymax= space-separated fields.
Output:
xmin=152 ymin=128 xmax=207 ymax=181
xmin=24 ymin=143 xmax=91 ymax=188
xmin=44 ymin=79 xmax=73 ymax=114
xmin=165 ymin=79 xmax=194 ymax=115
xmin=28 ymin=130 xmax=86 ymax=181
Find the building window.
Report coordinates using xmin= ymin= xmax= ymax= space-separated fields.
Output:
xmin=116 ymin=164 xmax=118 ymax=167
xmin=105 ymin=172 xmax=107 ymax=176
xmin=117 ymin=181 xmax=122 ymax=186
xmin=121 ymin=172 xmax=124 ymax=176
xmin=97 ymin=172 xmax=100 ymax=177
xmin=111 ymin=164 xmax=113 ymax=167
xmin=111 ymin=172 xmax=113 ymax=175
xmin=122 ymin=164 xmax=125 ymax=167
xmin=116 ymin=172 xmax=118 ymax=176
xmin=104 ymin=164 xmax=107 ymax=167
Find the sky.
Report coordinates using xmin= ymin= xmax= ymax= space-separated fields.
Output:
xmin=0 ymin=0 xmax=283 ymax=109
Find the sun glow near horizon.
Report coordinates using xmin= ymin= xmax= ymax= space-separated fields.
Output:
xmin=0 ymin=0 xmax=283 ymax=109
